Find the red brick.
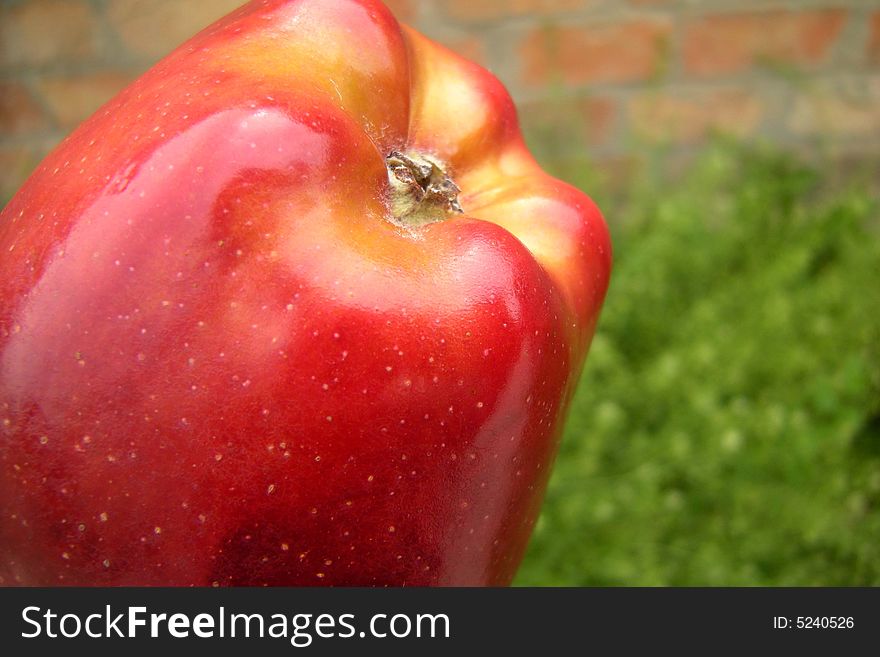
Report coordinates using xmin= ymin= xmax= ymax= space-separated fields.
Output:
xmin=106 ymin=0 xmax=243 ymax=61
xmin=628 ymin=88 xmax=763 ymax=143
xmin=521 ymin=20 xmax=672 ymax=86
xmin=789 ymin=77 xmax=880 ymax=139
xmin=441 ymin=0 xmax=591 ymax=23
xmin=869 ymin=12 xmax=880 ymax=65
xmin=34 ymin=73 xmax=134 ymax=129
xmin=520 ymin=96 xmax=617 ymax=147
xmin=384 ymin=0 xmax=416 ymax=23
xmin=442 ymin=35 xmax=488 ymax=66
xmin=0 ymin=81 xmax=52 ymax=136
xmin=683 ymin=10 xmax=846 ymax=77
xmin=0 ymin=0 xmax=102 ymax=69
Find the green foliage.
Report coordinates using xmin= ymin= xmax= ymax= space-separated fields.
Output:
xmin=515 ymin=142 xmax=880 ymax=586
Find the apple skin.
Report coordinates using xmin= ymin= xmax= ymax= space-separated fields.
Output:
xmin=0 ymin=0 xmax=610 ymax=586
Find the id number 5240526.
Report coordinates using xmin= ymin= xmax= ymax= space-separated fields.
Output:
xmin=773 ymin=616 xmax=854 ymax=629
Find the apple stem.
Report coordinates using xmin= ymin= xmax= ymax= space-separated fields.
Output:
xmin=386 ymin=150 xmax=463 ymax=226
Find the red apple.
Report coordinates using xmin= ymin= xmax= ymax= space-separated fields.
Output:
xmin=0 ymin=0 xmax=611 ymax=586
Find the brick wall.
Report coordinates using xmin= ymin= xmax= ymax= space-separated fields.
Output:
xmin=1 ymin=0 xmax=879 ymax=200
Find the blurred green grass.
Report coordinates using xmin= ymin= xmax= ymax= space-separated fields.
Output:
xmin=514 ymin=140 xmax=880 ymax=586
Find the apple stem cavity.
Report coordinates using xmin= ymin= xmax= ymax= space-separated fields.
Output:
xmin=386 ymin=150 xmax=463 ymax=227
